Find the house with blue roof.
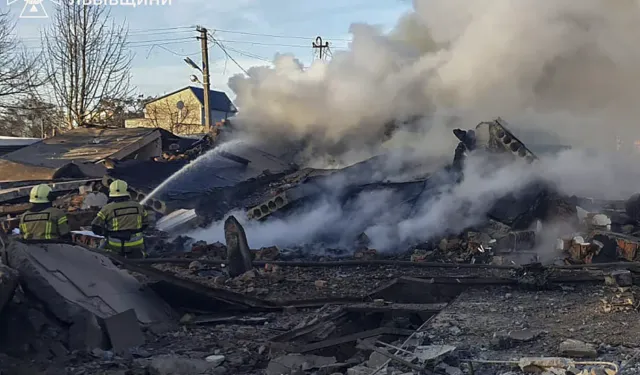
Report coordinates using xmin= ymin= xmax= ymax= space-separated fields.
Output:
xmin=125 ymin=86 xmax=237 ymax=135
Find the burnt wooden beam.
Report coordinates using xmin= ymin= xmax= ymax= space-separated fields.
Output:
xmin=344 ymin=302 xmax=448 ymax=314
xmin=273 ymin=327 xmax=415 ymax=353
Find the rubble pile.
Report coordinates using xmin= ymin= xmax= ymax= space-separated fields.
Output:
xmin=4 ymin=118 xmax=640 ymax=374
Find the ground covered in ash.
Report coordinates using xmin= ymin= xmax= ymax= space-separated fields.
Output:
xmin=1 ymin=261 xmax=640 ymax=375
xmin=152 ymin=262 xmax=513 ymax=302
xmin=428 ymin=285 xmax=640 ymax=374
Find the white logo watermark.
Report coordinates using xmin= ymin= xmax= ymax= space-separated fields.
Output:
xmin=69 ymin=0 xmax=172 ymax=6
xmin=6 ymin=0 xmax=60 ymax=19
xmin=7 ymin=0 xmax=172 ymax=19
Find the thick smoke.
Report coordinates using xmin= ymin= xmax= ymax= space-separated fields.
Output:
xmin=188 ymin=148 xmax=640 ymax=252
xmin=187 ymin=0 xmax=640 ymax=253
xmin=229 ymin=0 xmax=640 ymax=164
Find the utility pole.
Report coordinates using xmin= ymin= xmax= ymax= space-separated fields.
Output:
xmin=312 ymin=36 xmax=330 ymax=60
xmin=196 ymin=26 xmax=212 ymax=130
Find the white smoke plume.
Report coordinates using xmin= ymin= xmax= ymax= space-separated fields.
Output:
xmin=188 ymin=148 xmax=640 ymax=252
xmin=188 ymin=0 xmax=640 ymax=253
xmin=229 ymin=0 xmax=640 ymax=164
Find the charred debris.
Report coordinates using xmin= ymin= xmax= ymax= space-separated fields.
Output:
xmin=1 ymin=118 xmax=640 ymax=374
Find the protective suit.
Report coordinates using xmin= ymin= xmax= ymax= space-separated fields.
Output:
xmin=20 ymin=184 xmax=70 ymax=242
xmin=91 ymin=180 xmax=149 ymax=259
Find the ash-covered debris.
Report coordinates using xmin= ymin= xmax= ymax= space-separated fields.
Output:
xmin=3 ymin=119 xmax=640 ymax=375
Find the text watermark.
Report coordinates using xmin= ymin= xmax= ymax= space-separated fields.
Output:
xmin=69 ymin=0 xmax=172 ymax=6
xmin=7 ymin=0 xmax=172 ymax=20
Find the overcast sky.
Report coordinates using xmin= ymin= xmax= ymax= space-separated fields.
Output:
xmin=3 ymin=0 xmax=410 ymax=99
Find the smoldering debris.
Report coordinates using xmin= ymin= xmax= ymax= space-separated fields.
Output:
xmin=183 ymin=118 xmax=576 ymax=263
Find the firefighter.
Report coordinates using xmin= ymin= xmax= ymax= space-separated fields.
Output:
xmin=91 ymin=179 xmax=149 ymax=259
xmin=19 ymin=184 xmax=70 ymax=242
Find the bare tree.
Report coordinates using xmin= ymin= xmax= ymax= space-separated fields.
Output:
xmin=42 ymin=3 xmax=133 ymax=129
xmin=93 ymin=95 xmax=154 ymax=128
xmin=0 ymin=11 xmax=45 ymax=109
xmin=0 ymin=96 xmax=64 ymax=138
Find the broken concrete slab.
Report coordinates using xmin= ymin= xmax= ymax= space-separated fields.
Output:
xmin=156 ymin=209 xmax=198 ymax=234
xmin=413 ymin=345 xmax=456 ymax=363
xmin=605 ymin=270 xmax=633 ymax=287
xmin=558 ymin=339 xmax=597 ymax=359
xmin=148 ymin=355 xmax=224 ymax=375
xmin=6 ymin=241 xmax=174 ymax=326
xmin=266 ymin=354 xmax=337 ymax=375
xmin=518 ymin=357 xmax=574 ymax=372
xmin=367 ymin=351 xmax=389 ymax=368
xmin=103 ymin=309 xmax=145 ymax=353
xmin=205 ymin=355 xmax=225 ymax=366
xmin=436 ymin=362 xmax=464 ymax=375
xmin=491 ymin=329 xmax=541 ymax=349
xmin=224 ymin=215 xmax=253 ymax=278
xmin=0 ymin=263 xmax=19 ymax=315
xmin=346 ymin=365 xmax=372 ymax=375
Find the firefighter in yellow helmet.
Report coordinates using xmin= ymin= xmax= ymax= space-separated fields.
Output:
xmin=20 ymin=184 xmax=70 ymax=242
xmin=91 ymin=180 xmax=149 ymax=259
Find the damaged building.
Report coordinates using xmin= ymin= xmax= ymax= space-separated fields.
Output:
xmin=0 ymin=119 xmax=640 ymax=375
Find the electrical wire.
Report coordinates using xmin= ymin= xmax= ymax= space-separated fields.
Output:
xmin=128 ymin=25 xmax=194 ymax=33
xmin=208 ymin=32 xmax=249 ymax=75
xmin=17 ymin=24 xmax=353 ymax=43
xmin=211 ymin=28 xmax=352 ymax=42
xmin=145 ymin=44 xmax=200 ymax=59
xmin=18 ymin=29 xmax=194 ymax=42
xmin=220 ymin=46 xmax=272 ymax=63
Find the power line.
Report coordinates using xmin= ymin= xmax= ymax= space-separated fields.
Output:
xmin=145 ymin=44 xmax=200 ymax=59
xmin=18 ymin=29 xmax=195 ymax=42
xmin=128 ymin=36 xmax=195 ymax=45
xmin=20 ymin=37 xmax=196 ymax=51
xmin=213 ymin=38 xmax=348 ymax=49
xmin=208 ymin=32 xmax=249 ymax=76
xmin=17 ymin=25 xmax=354 ymax=43
xmin=20 ymin=37 xmax=348 ymax=51
xmin=211 ymin=28 xmax=352 ymax=42
xmin=221 ymin=46 xmax=272 ymax=64
xmin=128 ymin=25 xmax=194 ymax=33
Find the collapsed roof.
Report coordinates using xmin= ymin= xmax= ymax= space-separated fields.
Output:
xmin=0 ymin=127 xmax=188 ymax=183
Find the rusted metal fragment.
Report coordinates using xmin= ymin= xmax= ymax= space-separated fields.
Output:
xmin=71 ymin=231 xmax=104 ymax=248
xmin=590 ymin=230 xmax=640 ymax=262
xmin=224 ymin=215 xmax=253 ymax=277
xmin=567 ymin=240 xmax=598 ymax=264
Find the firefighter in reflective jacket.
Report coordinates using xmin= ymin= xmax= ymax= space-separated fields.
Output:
xmin=91 ymin=180 xmax=149 ymax=259
xmin=20 ymin=184 xmax=70 ymax=242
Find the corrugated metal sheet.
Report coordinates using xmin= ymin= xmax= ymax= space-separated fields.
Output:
xmin=0 ymin=127 xmax=165 ymax=183
xmin=2 ymin=127 xmax=159 ymax=169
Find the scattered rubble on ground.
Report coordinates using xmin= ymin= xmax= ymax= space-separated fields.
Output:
xmin=2 ymin=118 xmax=640 ymax=374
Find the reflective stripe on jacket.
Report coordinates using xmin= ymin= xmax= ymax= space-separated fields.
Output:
xmin=20 ymin=207 xmax=70 ymax=241
xmin=106 ymin=233 xmax=144 ymax=249
xmin=91 ymin=200 xmax=149 ymax=249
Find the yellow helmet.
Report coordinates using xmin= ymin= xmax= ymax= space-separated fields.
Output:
xmin=29 ymin=184 xmax=52 ymax=204
xmin=109 ymin=179 xmax=130 ymax=198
